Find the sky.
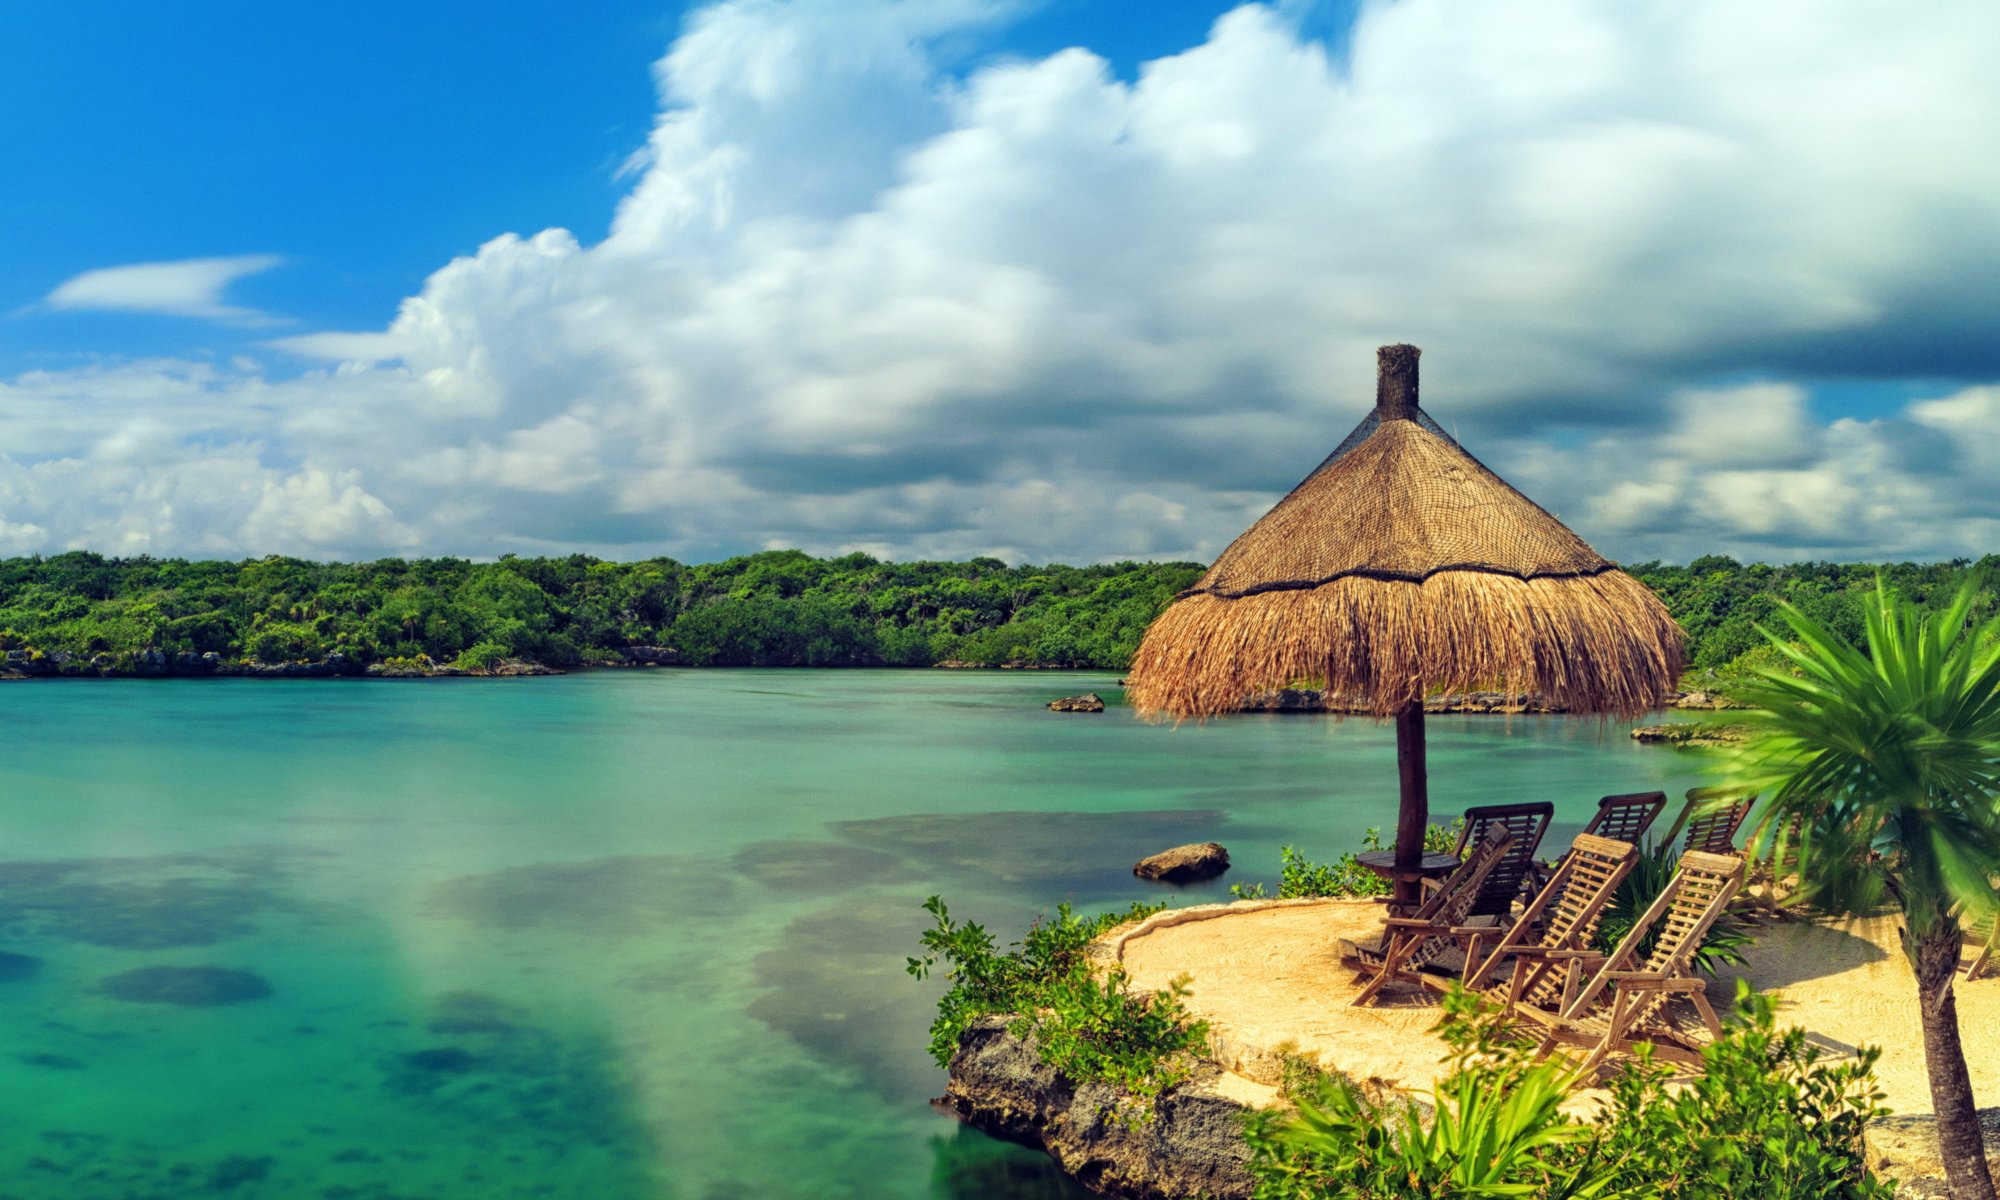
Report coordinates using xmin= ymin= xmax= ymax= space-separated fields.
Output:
xmin=5 ymin=0 xmax=1999 ymax=567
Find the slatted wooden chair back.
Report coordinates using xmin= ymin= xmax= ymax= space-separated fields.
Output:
xmin=1472 ymin=834 xmax=1638 ymax=1011
xmin=1666 ymin=788 xmax=1757 ymax=856
xmin=1638 ymin=851 xmax=1744 ymax=975
xmin=1584 ymin=792 xmax=1667 ymax=847
xmin=1571 ymin=850 xmax=1745 ymax=1031
xmin=1455 ymin=802 xmax=1554 ymax=921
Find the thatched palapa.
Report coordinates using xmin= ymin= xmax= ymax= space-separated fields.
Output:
xmin=1124 ymin=344 xmax=1683 ymax=904
xmin=1126 ymin=346 xmax=1681 ymax=720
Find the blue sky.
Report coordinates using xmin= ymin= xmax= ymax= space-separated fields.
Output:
xmin=3 ymin=0 xmax=1998 ymax=565
xmin=3 ymin=0 xmax=1309 ymax=367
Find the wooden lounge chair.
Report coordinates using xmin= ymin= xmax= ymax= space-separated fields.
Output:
xmin=1585 ymin=791 xmax=1668 ymax=845
xmin=1453 ymin=802 xmax=1553 ymax=926
xmin=1532 ymin=850 xmax=1748 ymax=1076
xmin=1659 ymin=787 xmax=1756 ymax=856
xmin=1526 ymin=792 xmax=1664 ymax=897
xmin=1962 ymin=909 xmax=1997 ymax=981
xmin=1462 ymin=833 xmax=1640 ymax=1022
xmin=1339 ymin=825 xmax=1515 ymax=1005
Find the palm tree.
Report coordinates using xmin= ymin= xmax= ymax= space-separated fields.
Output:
xmin=1734 ymin=578 xmax=2000 ymax=1200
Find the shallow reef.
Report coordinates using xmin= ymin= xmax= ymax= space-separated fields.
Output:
xmin=427 ymin=855 xmax=736 ymax=934
xmin=0 ymin=849 xmax=307 ymax=949
xmin=96 ymin=965 xmax=274 ymax=1006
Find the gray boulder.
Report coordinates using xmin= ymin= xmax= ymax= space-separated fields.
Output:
xmin=1134 ymin=843 xmax=1230 ymax=883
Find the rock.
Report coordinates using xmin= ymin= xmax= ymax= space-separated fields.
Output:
xmin=1866 ymin=1107 xmax=2000 ymax=1196
xmin=943 ymin=1016 xmax=1255 ymax=1200
xmin=1049 ymin=692 xmax=1106 ymax=713
xmin=0 ymin=951 xmax=41 ymax=981
xmin=96 ymin=965 xmax=273 ymax=1006
xmin=1133 ymin=843 xmax=1230 ymax=884
xmin=618 ymin=646 xmax=681 ymax=666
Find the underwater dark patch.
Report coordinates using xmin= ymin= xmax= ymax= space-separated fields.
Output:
xmin=745 ymin=893 xmax=946 ymax=1103
xmin=96 ymin=965 xmax=273 ymax=1007
xmin=931 ymin=1122 xmax=1099 ymax=1200
xmin=377 ymin=1014 xmax=645 ymax=1153
xmin=206 ymin=1153 xmax=273 ymax=1191
xmin=730 ymin=839 xmax=918 ymax=893
xmin=427 ymin=855 xmax=735 ymax=934
xmin=402 ymin=1047 xmax=479 ymax=1074
xmin=426 ymin=990 xmax=527 ymax=1036
xmin=0 ymin=950 xmax=42 ymax=981
xmin=0 ymin=850 xmax=300 ymax=949
xmin=17 ymin=1052 xmax=84 ymax=1070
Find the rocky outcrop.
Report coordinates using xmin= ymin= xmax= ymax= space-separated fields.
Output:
xmin=2 ymin=649 xmax=226 ymax=677
xmin=365 ymin=657 xmax=562 ymax=678
xmin=1865 ymin=1107 xmax=2000 ymax=1198
xmin=1240 ymin=687 xmax=1558 ymax=714
xmin=942 ymin=1017 xmax=1255 ymax=1200
xmin=1629 ymin=722 xmax=1748 ymax=746
xmin=1669 ymin=690 xmax=1746 ymax=710
xmin=1134 ymin=844 xmax=1230 ymax=884
xmin=0 ymin=648 xmax=561 ymax=679
xmin=615 ymin=646 xmax=681 ymax=666
xmin=1050 ymin=692 xmax=1107 ymax=713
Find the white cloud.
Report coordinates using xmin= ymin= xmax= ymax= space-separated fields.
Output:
xmin=6 ymin=0 xmax=2000 ymax=563
xmin=40 ymin=255 xmax=286 ymax=323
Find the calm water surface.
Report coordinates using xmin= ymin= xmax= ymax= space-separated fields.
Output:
xmin=0 ymin=671 xmax=1721 ymax=1199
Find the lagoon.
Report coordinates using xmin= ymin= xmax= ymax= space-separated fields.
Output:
xmin=0 ymin=671 xmax=1720 ymax=1199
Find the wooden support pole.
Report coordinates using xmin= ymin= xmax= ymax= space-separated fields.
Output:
xmin=1393 ymin=700 xmax=1429 ymax=908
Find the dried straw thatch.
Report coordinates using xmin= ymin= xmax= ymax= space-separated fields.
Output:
xmin=1126 ymin=346 xmax=1682 ymax=720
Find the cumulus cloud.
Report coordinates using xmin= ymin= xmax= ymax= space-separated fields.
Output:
xmin=39 ymin=255 xmax=285 ymax=323
xmin=8 ymin=0 xmax=2000 ymax=562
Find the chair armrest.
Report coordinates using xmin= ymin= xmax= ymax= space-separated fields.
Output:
xmin=1600 ymin=973 xmax=1704 ymax=992
xmin=1380 ymin=917 xmax=1446 ymax=930
xmin=1490 ymin=946 xmax=1607 ymax=963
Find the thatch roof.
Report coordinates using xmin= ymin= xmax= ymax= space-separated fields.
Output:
xmin=1126 ymin=345 xmax=1683 ymax=719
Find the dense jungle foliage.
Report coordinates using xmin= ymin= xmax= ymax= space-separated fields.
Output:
xmin=0 ymin=549 xmax=1990 ymax=675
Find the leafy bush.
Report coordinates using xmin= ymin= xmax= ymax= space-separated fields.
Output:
xmin=1243 ymin=982 xmax=1889 ymax=1200
xmin=452 ymin=641 xmax=510 ymax=671
xmin=1231 ymin=823 xmax=1465 ymax=900
xmin=907 ymin=896 xmax=1209 ymax=1107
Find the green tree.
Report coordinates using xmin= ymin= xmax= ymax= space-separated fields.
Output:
xmin=1735 ymin=578 xmax=2000 ymax=1200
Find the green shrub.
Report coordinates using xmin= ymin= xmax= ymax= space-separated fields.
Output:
xmin=1232 ymin=823 xmax=1464 ymax=900
xmin=452 ymin=641 xmax=511 ymax=671
xmin=907 ymin=896 xmax=1208 ymax=1108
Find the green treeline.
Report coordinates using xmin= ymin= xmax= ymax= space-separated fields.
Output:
xmin=0 ymin=550 xmax=1202 ymax=672
xmin=1628 ymin=555 xmax=1999 ymax=680
xmin=0 ymin=549 xmax=1990 ymax=675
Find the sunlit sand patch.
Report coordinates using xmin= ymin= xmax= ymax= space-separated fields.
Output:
xmin=1110 ymin=898 xmax=2000 ymax=1120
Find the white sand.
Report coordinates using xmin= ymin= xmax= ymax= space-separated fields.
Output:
xmin=1111 ymin=898 xmax=2000 ymax=1118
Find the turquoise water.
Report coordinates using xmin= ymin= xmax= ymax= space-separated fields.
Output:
xmin=0 ymin=671 xmax=1721 ymax=1198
